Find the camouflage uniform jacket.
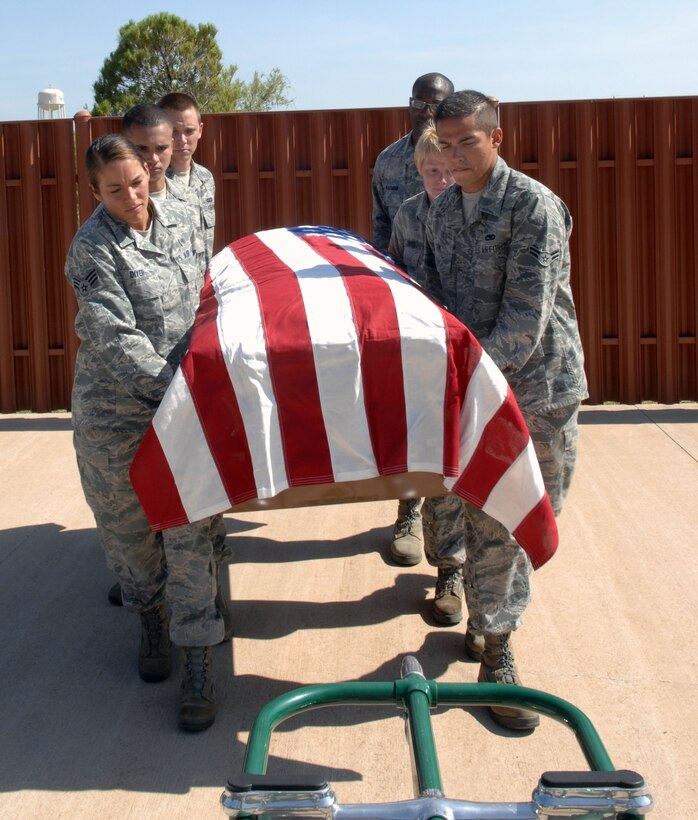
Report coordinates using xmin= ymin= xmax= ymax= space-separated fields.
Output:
xmin=371 ymin=132 xmax=423 ymax=253
xmin=388 ymin=190 xmax=430 ymax=286
xmin=167 ymin=160 xmax=216 ymax=260
xmin=164 ymin=177 xmax=209 ymax=267
xmin=65 ymin=199 xmax=206 ymax=433
xmin=424 ymin=156 xmax=588 ymax=413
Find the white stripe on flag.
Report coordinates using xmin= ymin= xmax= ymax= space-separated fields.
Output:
xmin=482 ymin=439 xmax=545 ymax=533
xmin=152 ymin=368 xmax=229 ymax=521
xmin=210 ymin=246 xmax=287 ymax=498
xmin=257 ymin=229 xmax=377 ymax=481
xmin=443 ymin=352 xmax=509 ymax=490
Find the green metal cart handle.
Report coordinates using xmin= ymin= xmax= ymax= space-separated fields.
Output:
xmin=223 ymin=656 xmax=652 ymax=819
xmin=242 ymin=666 xmax=614 ymax=777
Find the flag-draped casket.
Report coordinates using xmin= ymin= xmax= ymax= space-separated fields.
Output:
xmin=130 ymin=226 xmax=558 ymax=569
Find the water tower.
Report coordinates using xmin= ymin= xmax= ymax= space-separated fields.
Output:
xmin=37 ymin=86 xmax=65 ymax=119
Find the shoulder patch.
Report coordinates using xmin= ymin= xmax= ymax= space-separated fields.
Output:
xmin=72 ymin=268 xmax=99 ymax=294
xmin=529 ymin=247 xmax=560 ymax=267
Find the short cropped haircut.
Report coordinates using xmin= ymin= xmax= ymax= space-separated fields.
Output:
xmin=158 ymin=92 xmax=202 ymax=121
xmin=122 ymin=103 xmax=173 ymax=132
xmin=435 ymin=90 xmax=499 ymax=133
xmin=412 ymin=72 xmax=454 ymax=98
xmin=414 ymin=124 xmax=445 ymax=173
xmin=85 ymin=133 xmax=143 ymax=189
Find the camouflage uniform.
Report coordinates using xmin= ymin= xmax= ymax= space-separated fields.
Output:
xmin=423 ymin=156 xmax=588 ymax=634
xmin=66 ymin=199 xmax=226 ymax=646
xmin=388 ymin=190 xmax=430 ymax=286
xmin=167 ymin=160 xmax=216 ymax=261
xmin=372 ymin=133 xmax=424 ymax=253
xmin=165 ymin=177 xmax=209 ymax=266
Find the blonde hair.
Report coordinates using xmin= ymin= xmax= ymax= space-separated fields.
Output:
xmin=414 ymin=123 xmax=444 ymax=173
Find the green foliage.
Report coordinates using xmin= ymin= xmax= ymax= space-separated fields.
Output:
xmin=92 ymin=13 xmax=292 ymax=115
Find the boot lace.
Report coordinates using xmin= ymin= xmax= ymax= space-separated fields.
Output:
xmin=395 ymin=499 xmax=420 ymax=537
xmin=184 ymin=647 xmax=211 ymax=696
xmin=486 ymin=635 xmax=520 ymax=685
xmin=141 ymin=607 xmax=165 ymax=653
xmin=436 ymin=568 xmax=462 ymax=598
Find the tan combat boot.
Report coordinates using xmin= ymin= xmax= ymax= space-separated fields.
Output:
xmin=389 ymin=498 xmax=423 ymax=566
xmin=138 ymin=604 xmax=172 ymax=682
xmin=179 ymin=646 xmax=216 ymax=732
xmin=478 ymin=632 xmax=539 ymax=731
xmin=432 ymin=567 xmax=464 ymax=624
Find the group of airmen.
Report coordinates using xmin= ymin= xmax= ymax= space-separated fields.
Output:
xmin=65 ymin=74 xmax=587 ymax=735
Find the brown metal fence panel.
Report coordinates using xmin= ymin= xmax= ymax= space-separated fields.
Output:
xmin=0 ymin=118 xmax=78 ymax=412
xmin=496 ymin=97 xmax=697 ymax=403
xmin=0 ymin=98 xmax=696 ymax=411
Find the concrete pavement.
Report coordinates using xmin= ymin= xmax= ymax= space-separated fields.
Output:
xmin=0 ymin=404 xmax=696 ymax=818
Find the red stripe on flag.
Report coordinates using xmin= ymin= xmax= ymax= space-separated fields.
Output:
xmin=439 ymin=312 xmax=484 ymax=477
xmin=513 ymin=495 xmax=559 ymax=569
xmin=452 ymin=387 xmax=531 ymax=506
xmin=129 ymin=424 xmax=189 ymax=531
xmin=232 ymin=235 xmax=334 ymax=485
xmin=180 ymin=274 xmax=259 ymax=504
xmin=300 ymin=233 xmax=408 ymax=475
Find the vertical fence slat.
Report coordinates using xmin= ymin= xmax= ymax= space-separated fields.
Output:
xmin=614 ymin=99 xmax=641 ymax=402
xmin=500 ymin=103 xmax=520 ymax=172
xmin=311 ymin=112 xmax=332 ymax=225
xmin=539 ymin=103 xmax=560 ymax=195
xmin=21 ymin=123 xmax=50 ymax=410
xmin=348 ymin=110 xmax=371 ymax=240
xmin=654 ymin=99 xmax=678 ymax=402
xmin=693 ymin=99 xmax=698 ymax=397
xmin=575 ymin=101 xmax=602 ymax=404
xmin=74 ymin=112 xmax=95 ymax=226
xmin=273 ymin=113 xmax=296 ymax=228
xmin=0 ymin=124 xmax=16 ymax=411
xmin=238 ymin=115 xmax=260 ymax=237
xmin=56 ymin=120 xmax=80 ymax=403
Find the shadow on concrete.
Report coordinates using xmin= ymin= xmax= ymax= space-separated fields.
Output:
xmin=0 ymin=518 xmax=533 ymax=801
xmin=230 ymin=525 xmax=390 ymax=565
xmin=579 ymin=406 xmax=698 ymax=425
xmin=0 ymin=522 xmax=443 ymax=797
xmin=4 ymin=405 xmax=696 ymax=433
xmin=0 ymin=415 xmax=73 ymax=432
xmin=230 ymin=570 xmax=434 ymax=639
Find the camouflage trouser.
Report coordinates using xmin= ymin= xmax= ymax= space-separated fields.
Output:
xmin=73 ymin=427 xmax=228 ymax=646
xmin=422 ymin=403 xmax=580 ymax=634
xmin=210 ymin=512 xmax=234 ymax=563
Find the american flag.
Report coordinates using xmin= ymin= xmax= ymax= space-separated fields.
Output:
xmin=130 ymin=226 xmax=558 ymax=569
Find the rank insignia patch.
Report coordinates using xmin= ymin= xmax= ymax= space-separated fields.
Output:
xmin=72 ymin=269 xmax=99 ymax=294
xmin=529 ymin=247 xmax=560 ymax=267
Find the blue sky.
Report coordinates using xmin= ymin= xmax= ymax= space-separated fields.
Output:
xmin=2 ymin=0 xmax=696 ymax=121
